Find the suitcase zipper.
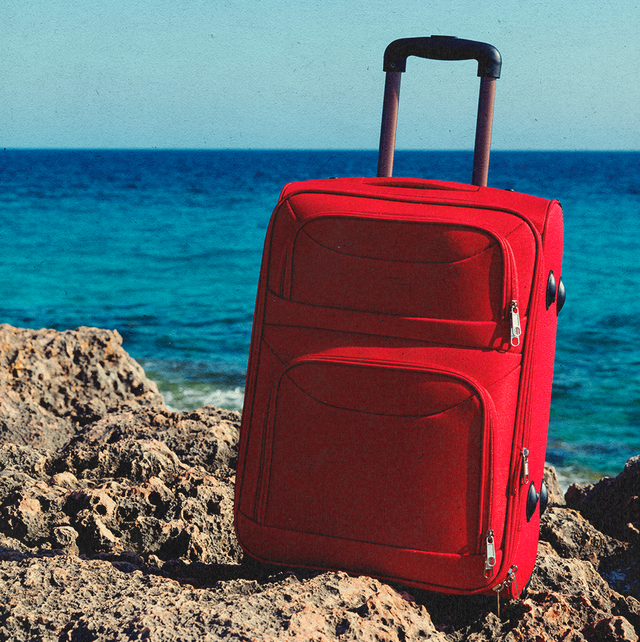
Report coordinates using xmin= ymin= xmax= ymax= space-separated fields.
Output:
xmin=493 ymin=564 xmax=519 ymax=616
xmin=521 ymin=447 xmax=530 ymax=485
xmin=499 ymin=235 xmax=521 ymax=348
xmin=485 ymin=529 xmax=496 ymax=577
xmin=509 ymin=301 xmax=522 ymax=347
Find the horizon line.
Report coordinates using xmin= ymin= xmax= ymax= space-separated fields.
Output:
xmin=3 ymin=147 xmax=640 ymax=153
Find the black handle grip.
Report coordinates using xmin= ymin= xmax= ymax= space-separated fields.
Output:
xmin=383 ymin=35 xmax=502 ymax=78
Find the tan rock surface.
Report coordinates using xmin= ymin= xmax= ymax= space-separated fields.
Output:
xmin=0 ymin=325 xmax=638 ymax=641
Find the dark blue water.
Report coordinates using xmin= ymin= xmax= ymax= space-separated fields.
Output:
xmin=1 ymin=149 xmax=638 ymax=487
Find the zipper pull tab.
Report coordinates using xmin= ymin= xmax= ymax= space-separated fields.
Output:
xmin=506 ymin=564 xmax=518 ymax=587
xmin=493 ymin=564 xmax=520 ymax=615
xmin=485 ymin=530 xmax=496 ymax=577
xmin=510 ymin=301 xmax=521 ymax=347
xmin=522 ymin=447 xmax=530 ymax=485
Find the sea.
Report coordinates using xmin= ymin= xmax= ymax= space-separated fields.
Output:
xmin=0 ymin=149 xmax=638 ymax=489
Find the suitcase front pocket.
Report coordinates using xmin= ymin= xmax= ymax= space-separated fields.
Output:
xmin=283 ymin=216 xmax=519 ymax=326
xmin=256 ymin=356 xmax=495 ymax=558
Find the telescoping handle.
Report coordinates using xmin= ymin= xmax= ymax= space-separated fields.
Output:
xmin=377 ymin=36 xmax=502 ymax=186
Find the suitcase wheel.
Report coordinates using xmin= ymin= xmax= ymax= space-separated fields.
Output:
xmin=557 ymin=277 xmax=566 ymax=314
xmin=539 ymin=480 xmax=549 ymax=516
xmin=546 ymin=271 xmax=557 ymax=309
xmin=526 ymin=481 xmax=539 ymax=522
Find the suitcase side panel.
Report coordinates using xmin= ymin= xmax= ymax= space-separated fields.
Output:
xmin=497 ymin=200 xmax=563 ymax=597
xmin=235 ymin=200 xmax=295 ymax=521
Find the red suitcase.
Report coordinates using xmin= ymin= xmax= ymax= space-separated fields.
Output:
xmin=234 ymin=36 xmax=564 ymax=601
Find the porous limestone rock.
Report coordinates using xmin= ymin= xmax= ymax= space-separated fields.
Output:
xmin=0 ymin=325 xmax=638 ymax=641
xmin=566 ymin=455 xmax=640 ymax=544
xmin=0 ymin=324 xmax=164 ymax=450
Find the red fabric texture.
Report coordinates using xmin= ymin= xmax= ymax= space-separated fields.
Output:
xmin=235 ymin=176 xmax=563 ymax=596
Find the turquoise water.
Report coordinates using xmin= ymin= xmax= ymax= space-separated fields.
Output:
xmin=1 ymin=149 xmax=638 ymax=485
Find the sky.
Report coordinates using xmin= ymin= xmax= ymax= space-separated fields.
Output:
xmin=2 ymin=0 xmax=639 ymax=150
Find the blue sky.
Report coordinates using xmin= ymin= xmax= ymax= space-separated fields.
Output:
xmin=2 ymin=1 xmax=639 ymax=150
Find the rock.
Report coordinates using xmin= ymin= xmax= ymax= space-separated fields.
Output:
xmin=0 ymin=443 xmax=48 ymax=478
xmin=0 ymin=325 xmax=164 ymax=450
xmin=0 ymin=471 xmax=70 ymax=548
xmin=0 ymin=324 xmax=639 ymax=641
xmin=62 ymin=437 xmax=189 ymax=484
xmin=544 ymin=464 xmax=566 ymax=506
xmin=0 ymin=534 xmax=31 ymax=554
xmin=51 ymin=526 xmax=79 ymax=555
xmin=539 ymin=505 xmax=640 ymax=602
xmin=55 ymin=405 xmax=240 ymax=476
xmin=582 ymin=616 xmax=639 ymax=641
xmin=0 ymin=449 xmax=241 ymax=563
xmin=540 ymin=506 xmax=627 ymax=567
xmin=0 ymin=554 xmax=445 ymax=642
xmin=439 ymin=542 xmax=640 ymax=641
xmin=566 ymin=455 xmax=640 ymax=544
xmin=63 ymin=469 xmax=241 ymax=563
xmin=50 ymin=471 xmax=81 ymax=491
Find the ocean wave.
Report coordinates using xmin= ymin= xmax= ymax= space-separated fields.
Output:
xmin=552 ymin=465 xmax=601 ymax=494
xmin=162 ymin=385 xmax=245 ymax=413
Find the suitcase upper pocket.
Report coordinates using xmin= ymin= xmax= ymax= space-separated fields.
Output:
xmin=283 ymin=216 xmax=512 ymax=323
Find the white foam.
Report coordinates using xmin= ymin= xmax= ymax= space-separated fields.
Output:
xmin=163 ymin=386 xmax=245 ymax=413
xmin=549 ymin=463 xmax=603 ymax=493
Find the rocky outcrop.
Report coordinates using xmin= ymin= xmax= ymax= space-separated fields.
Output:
xmin=0 ymin=325 xmax=163 ymax=450
xmin=0 ymin=412 xmax=242 ymax=565
xmin=544 ymin=464 xmax=566 ymax=506
xmin=566 ymin=455 xmax=640 ymax=544
xmin=0 ymin=555 xmax=446 ymax=642
xmin=466 ymin=541 xmax=640 ymax=642
xmin=0 ymin=325 xmax=639 ymax=641
xmin=56 ymin=404 xmax=240 ymax=475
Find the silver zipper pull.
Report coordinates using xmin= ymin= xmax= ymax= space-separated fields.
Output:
xmin=510 ymin=301 xmax=521 ymax=347
xmin=493 ymin=564 xmax=519 ymax=617
xmin=485 ymin=530 xmax=496 ymax=577
xmin=522 ymin=447 xmax=530 ymax=485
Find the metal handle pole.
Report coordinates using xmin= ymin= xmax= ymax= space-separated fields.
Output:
xmin=377 ymin=72 xmax=402 ymax=177
xmin=471 ymin=76 xmax=497 ymax=187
